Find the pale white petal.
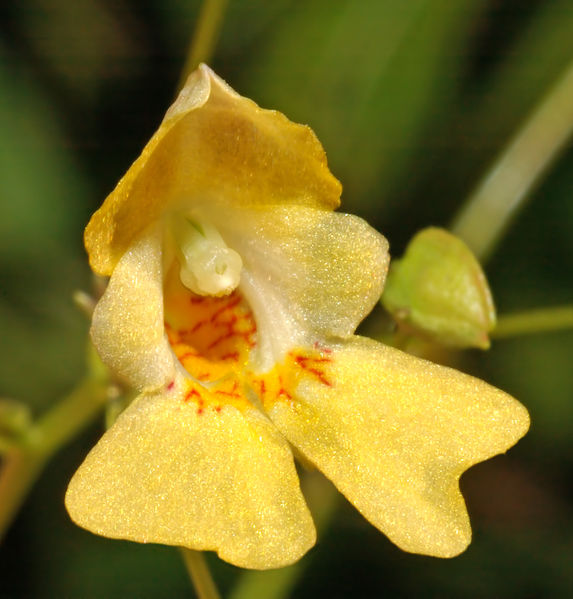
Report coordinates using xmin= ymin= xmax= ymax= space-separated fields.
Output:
xmin=209 ymin=204 xmax=389 ymax=369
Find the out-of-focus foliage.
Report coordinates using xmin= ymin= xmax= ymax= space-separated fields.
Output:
xmin=0 ymin=0 xmax=572 ymax=597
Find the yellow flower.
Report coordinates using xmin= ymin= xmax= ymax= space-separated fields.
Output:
xmin=66 ymin=65 xmax=529 ymax=570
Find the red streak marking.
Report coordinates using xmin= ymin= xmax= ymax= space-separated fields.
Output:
xmin=277 ymin=376 xmax=292 ymax=401
xmin=180 ymin=351 xmax=200 ymax=361
xmin=167 ymin=381 xmax=175 ymax=391
xmin=214 ymin=389 xmax=241 ymax=399
xmin=190 ymin=296 xmax=206 ymax=305
xmin=215 ymin=406 xmax=222 ymax=413
xmin=184 ymin=388 xmax=201 ymax=403
xmin=219 ymin=352 xmax=239 ymax=361
xmin=214 ymin=380 xmax=240 ymax=399
xmin=217 ymin=314 xmax=239 ymax=330
xmin=242 ymin=326 xmax=257 ymax=348
xmin=207 ymin=330 xmax=235 ymax=350
xmin=308 ymin=368 xmax=332 ymax=387
xmin=197 ymin=397 xmax=205 ymax=414
xmin=190 ymin=319 xmax=207 ymax=333
xmin=196 ymin=372 xmax=211 ymax=381
xmin=259 ymin=380 xmax=266 ymax=395
xmin=294 ymin=355 xmax=332 ymax=386
xmin=295 ymin=354 xmax=332 ymax=365
xmin=210 ymin=296 xmax=241 ymax=322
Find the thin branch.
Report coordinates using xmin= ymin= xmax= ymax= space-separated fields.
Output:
xmin=177 ymin=0 xmax=229 ymax=92
xmin=451 ymin=58 xmax=573 ymax=261
xmin=0 ymin=378 xmax=108 ymax=542
xmin=493 ymin=305 xmax=573 ymax=339
xmin=180 ymin=549 xmax=221 ymax=599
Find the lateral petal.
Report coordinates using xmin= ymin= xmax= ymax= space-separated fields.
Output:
xmin=267 ymin=336 xmax=529 ymax=557
xmin=65 ymin=386 xmax=316 ymax=570
xmin=90 ymin=226 xmax=176 ymax=390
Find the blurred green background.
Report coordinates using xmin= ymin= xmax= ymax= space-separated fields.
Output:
xmin=1 ymin=0 xmax=572 ymax=597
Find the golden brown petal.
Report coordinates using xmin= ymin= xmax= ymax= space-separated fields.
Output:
xmin=85 ymin=65 xmax=341 ymax=275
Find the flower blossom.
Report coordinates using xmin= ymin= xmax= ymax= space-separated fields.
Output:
xmin=66 ymin=65 xmax=529 ymax=570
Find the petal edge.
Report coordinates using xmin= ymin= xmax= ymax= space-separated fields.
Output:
xmin=268 ymin=336 xmax=529 ymax=557
xmin=66 ymin=387 xmax=316 ymax=570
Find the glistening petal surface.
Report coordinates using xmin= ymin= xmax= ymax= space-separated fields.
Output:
xmin=214 ymin=205 xmax=389 ymax=367
xmin=85 ymin=64 xmax=341 ymax=275
xmin=90 ymin=225 xmax=175 ymax=390
xmin=65 ymin=387 xmax=316 ymax=570
xmin=268 ymin=336 xmax=529 ymax=557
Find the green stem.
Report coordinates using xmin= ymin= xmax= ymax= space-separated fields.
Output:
xmin=492 ymin=305 xmax=573 ymax=339
xmin=177 ymin=0 xmax=229 ymax=91
xmin=0 ymin=378 xmax=108 ymax=542
xmin=180 ymin=549 xmax=221 ymax=599
xmin=450 ymin=57 xmax=573 ymax=261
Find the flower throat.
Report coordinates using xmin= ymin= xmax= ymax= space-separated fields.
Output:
xmin=170 ymin=216 xmax=243 ymax=297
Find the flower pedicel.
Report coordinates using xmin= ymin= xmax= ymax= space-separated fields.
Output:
xmin=66 ymin=65 xmax=529 ymax=569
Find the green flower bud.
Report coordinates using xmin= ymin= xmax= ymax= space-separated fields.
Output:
xmin=381 ymin=227 xmax=496 ymax=349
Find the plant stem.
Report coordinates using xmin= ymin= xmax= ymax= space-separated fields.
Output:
xmin=451 ymin=57 xmax=573 ymax=261
xmin=492 ymin=305 xmax=573 ymax=339
xmin=0 ymin=378 xmax=108 ymax=542
xmin=229 ymin=473 xmax=339 ymax=599
xmin=177 ymin=0 xmax=229 ymax=91
xmin=180 ymin=549 xmax=221 ymax=599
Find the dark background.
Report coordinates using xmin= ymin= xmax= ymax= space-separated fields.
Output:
xmin=1 ymin=0 xmax=572 ymax=596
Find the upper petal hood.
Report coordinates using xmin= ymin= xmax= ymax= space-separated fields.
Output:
xmin=85 ymin=64 xmax=342 ymax=275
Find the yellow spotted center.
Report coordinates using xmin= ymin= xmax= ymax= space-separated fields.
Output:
xmin=163 ymin=261 xmax=335 ymax=416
